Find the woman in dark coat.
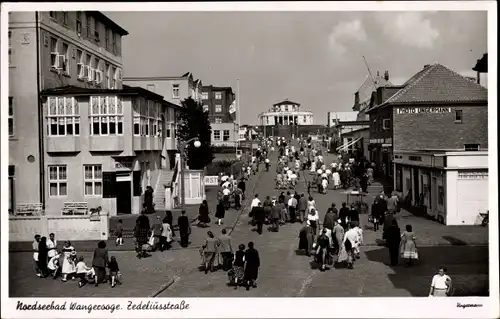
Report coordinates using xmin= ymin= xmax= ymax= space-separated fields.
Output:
xmin=134 ymin=211 xmax=150 ymax=258
xmin=385 ymin=219 xmax=401 ymax=266
xmin=38 ymin=236 xmax=49 ymax=277
xmin=244 ymin=242 xmax=260 ymax=290
xmin=198 ymin=200 xmax=210 ymax=226
xmin=92 ymin=240 xmax=109 ymax=286
xmin=298 ymin=225 xmax=314 ymax=256
xmin=215 ymin=200 xmax=225 ymax=226
xmin=144 ymin=186 xmax=154 ymax=214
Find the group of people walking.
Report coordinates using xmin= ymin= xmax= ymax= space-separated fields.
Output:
xmin=32 ymin=233 xmax=121 ymax=288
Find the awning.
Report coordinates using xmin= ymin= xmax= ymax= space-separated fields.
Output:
xmin=336 ymin=137 xmax=362 ymax=151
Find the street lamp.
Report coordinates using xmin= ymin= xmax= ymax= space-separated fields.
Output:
xmin=179 ymin=137 xmax=201 ymax=211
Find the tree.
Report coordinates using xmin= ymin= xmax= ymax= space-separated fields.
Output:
xmin=176 ymin=97 xmax=214 ymax=169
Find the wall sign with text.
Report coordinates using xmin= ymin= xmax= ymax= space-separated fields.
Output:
xmin=458 ymin=171 xmax=488 ymax=179
xmin=396 ymin=107 xmax=452 ymax=115
xmin=204 ymin=176 xmax=219 ymax=186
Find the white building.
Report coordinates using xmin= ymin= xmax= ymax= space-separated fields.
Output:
xmin=327 ymin=111 xmax=358 ymax=127
xmin=259 ymin=99 xmax=313 ymax=126
xmin=393 ymin=150 xmax=488 ymax=226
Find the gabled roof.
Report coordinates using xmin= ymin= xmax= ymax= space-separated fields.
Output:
xmin=371 ymin=63 xmax=487 ymax=110
xmin=472 ymin=53 xmax=487 ymax=73
xmin=273 ymin=99 xmax=300 ymax=106
xmin=356 ymin=74 xmax=393 ymax=103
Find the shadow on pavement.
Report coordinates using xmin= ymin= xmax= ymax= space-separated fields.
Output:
xmin=364 ymin=245 xmax=489 ymax=297
xmin=442 ymin=235 xmax=468 ymax=246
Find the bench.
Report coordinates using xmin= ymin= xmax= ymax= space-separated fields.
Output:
xmin=16 ymin=203 xmax=44 ymax=216
xmin=61 ymin=202 xmax=89 ymax=215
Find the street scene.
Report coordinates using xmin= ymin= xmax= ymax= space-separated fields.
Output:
xmin=5 ymin=7 xmax=492 ymax=302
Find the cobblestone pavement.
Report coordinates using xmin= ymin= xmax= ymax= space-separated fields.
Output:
xmin=9 ymin=145 xmax=489 ymax=297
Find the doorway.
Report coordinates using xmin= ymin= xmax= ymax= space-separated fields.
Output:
xmin=116 ymin=181 xmax=132 ymax=215
xmin=413 ymin=168 xmax=420 ymax=206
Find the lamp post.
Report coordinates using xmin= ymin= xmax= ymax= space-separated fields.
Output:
xmin=179 ymin=137 xmax=201 ymax=211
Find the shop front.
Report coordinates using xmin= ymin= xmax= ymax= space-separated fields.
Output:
xmin=369 ymin=138 xmax=393 ymax=182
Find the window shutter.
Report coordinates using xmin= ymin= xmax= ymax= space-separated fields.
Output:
xmin=102 ymin=172 xmax=116 ymax=198
xmin=133 ymin=170 xmax=142 ymax=196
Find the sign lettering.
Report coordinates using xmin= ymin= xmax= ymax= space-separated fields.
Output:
xmin=458 ymin=171 xmax=488 ymax=179
xmin=204 ymin=176 xmax=219 ymax=186
xmin=397 ymin=107 xmax=452 ymax=115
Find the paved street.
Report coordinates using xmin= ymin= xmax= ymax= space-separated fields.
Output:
xmin=9 ymin=148 xmax=489 ymax=297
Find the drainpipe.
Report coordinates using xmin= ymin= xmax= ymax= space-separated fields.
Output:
xmin=35 ymin=11 xmax=45 ymax=210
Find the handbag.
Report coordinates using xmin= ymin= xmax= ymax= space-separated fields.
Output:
xmin=148 ymin=233 xmax=155 ymax=246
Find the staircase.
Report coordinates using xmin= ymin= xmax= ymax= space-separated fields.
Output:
xmin=153 ymin=169 xmax=176 ymax=211
xmin=367 ymin=181 xmax=385 ymax=195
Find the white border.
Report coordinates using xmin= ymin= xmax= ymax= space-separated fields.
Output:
xmin=1 ymin=2 xmax=498 ymax=319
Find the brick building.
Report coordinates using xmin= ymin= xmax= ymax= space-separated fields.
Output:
xmin=201 ymin=86 xmax=238 ymax=147
xmin=367 ymin=63 xmax=488 ymax=225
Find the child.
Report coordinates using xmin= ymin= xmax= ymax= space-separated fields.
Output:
xmin=75 ymin=256 xmax=92 ymax=287
xmin=115 ymin=219 xmax=124 ymax=246
xmin=108 ymin=256 xmax=121 ymax=288
xmin=47 ymin=252 xmax=61 ymax=279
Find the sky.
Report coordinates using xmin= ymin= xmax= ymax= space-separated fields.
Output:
xmin=104 ymin=11 xmax=487 ymax=125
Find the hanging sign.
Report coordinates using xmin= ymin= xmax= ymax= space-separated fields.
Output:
xmin=204 ymin=176 xmax=219 ymax=186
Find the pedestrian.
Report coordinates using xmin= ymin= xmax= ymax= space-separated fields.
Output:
xmin=270 ymin=200 xmax=281 ymax=232
xmin=134 ymin=210 xmax=150 ymax=257
xmin=144 ymin=186 xmax=155 ymax=214
xmin=307 ymin=195 xmax=316 ymax=213
xmin=76 ymin=256 xmax=92 ymax=287
xmin=244 ymin=242 xmax=260 ymax=290
xmin=230 ymin=244 xmax=246 ymax=289
xmin=263 ymin=196 xmax=273 ymax=223
xmin=400 ymin=224 xmax=418 ymax=265
xmin=342 ymin=223 xmax=358 ymax=269
xmin=383 ymin=212 xmax=396 ymax=241
xmin=288 ymin=194 xmax=298 ymax=223
xmin=222 ymin=186 xmax=231 ymax=210
xmin=321 ymin=177 xmax=328 ymax=195
xmin=252 ymin=202 xmax=266 ymax=235
xmin=234 ymin=187 xmax=243 ymax=210
xmin=198 ymin=200 xmax=211 ymax=227
xmin=108 ymin=256 xmax=121 ymax=288
xmin=315 ymin=229 xmax=330 ymax=271
xmin=160 ymin=216 xmax=173 ymax=251
xmin=91 ymin=240 xmax=109 ymax=287
xmin=218 ymin=229 xmax=233 ymax=271
xmin=385 ymin=219 xmax=401 ymax=266
xmin=352 ymin=223 xmax=363 ymax=259
xmin=61 ymin=241 xmax=76 ymax=282
xmin=429 ymin=267 xmax=453 ymax=297
xmin=215 ymin=200 xmax=225 ymax=226
xmin=307 ymin=209 xmax=320 ymax=236
xmin=37 ymin=236 xmax=49 ymax=278
xmin=47 ymin=252 xmax=62 ymax=279
xmin=165 ymin=210 xmax=175 ymax=237
xmin=32 ymin=234 xmax=41 ymax=277
xmin=339 ymin=202 xmax=350 ymax=230
xmin=114 ymin=219 xmax=124 ymax=246
xmin=177 ymin=210 xmax=191 ymax=248
xmin=332 ymin=219 xmax=344 ymax=255
xmin=152 ymin=216 xmax=163 ymax=251
xmin=322 ymin=208 xmax=336 ymax=247
xmin=298 ymin=193 xmax=308 ymax=223
xmin=298 ymin=224 xmax=314 ymax=256
xmin=349 ymin=204 xmax=360 ymax=227
xmin=202 ymin=231 xmax=219 ymax=274
xmin=47 ymin=233 xmax=58 ymax=259
xmin=371 ymin=199 xmax=382 ymax=231
xmin=251 ymin=194 xmax=261 ymax=208
xmin=387 ymin=192 xmax=399 ymax=214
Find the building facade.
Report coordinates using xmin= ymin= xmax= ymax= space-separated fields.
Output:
xmin=258 ymin=99 xmax=313 ymax=126
xmin=327 ymin=111 xmax=358 ymax=128
xmin=367 ymin=63 xmax=488 ymax=199
xmin=123 ymin=72 xmax=203 ymax=107
xmin=8 ymin=11 xmax=128 ymax=214
xmin=201 ymin=86 xmax=238 ymax=147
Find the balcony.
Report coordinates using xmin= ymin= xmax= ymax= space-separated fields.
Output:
xmin=46 ymin=136 xmax=81 ymax=153
xmin=89 ymin=136 xmax=124 ymax=152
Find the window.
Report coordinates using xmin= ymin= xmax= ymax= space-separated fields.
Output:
xmin=62 ymin=42 xmax=70 ymax=74
xmin=76 ymin=49 xmax=84 ymax=79
xmin=9 ymin=97 xmax=14 ymax=136
xmin=112 ymin=32 xmax=117 ymax=54
xmin=48 ymin=165 xmax=67 ymax=197
xmin=133 ymin=97 xmax=159 ymax=137
xmin=49 ymin=11 xmax=56 ymax=19
xmin=464 ymin=144 xmax=480 ymax=151
xmin=223 ymin=130 xmax=230 ymax=141
xmin=105 ymin=63 xmax=111 ymax=88
xmin=147 ymin=84 xmax=156 ymax=93
xmin=104 ymin=27 xmax=109 ymax=49
xmin=62 ymin=12 xmax=68 ymax=25
xmin=111 ymin=67 xmax=117 ymax=89
xmin=47 ymin=97 xmax=80 ymax=136
xmin=203 ymin=105 xmax=209 ymax=112
xmin=113 ymin=68 xmax=120 ymax=89
xmin=382 ymin=119 xmax=390 ymax=130
xmin=215 ymin=92 xmax=222 ymax=100
xmin=50 ymin=37 xmax=59 ymax=69
xmin=172 ymin=84 xmax=180 ymax=98
xmin=76 ymin=12 xmax=82 ymax=34
xmin=84 ymin=165 xmax=102 ymax=196
xmin=215 ymin=105 xmax=222 ymax=113
xmin=8 ymin=31 xmax=12 ymax=65
xmin=215 ymin=117 xmax=222 ymax=124
xmin=202 ymin=92 xmax=208 ymax=100
xmin=213 ymin=130 xmax=221 ymax=141
xmin=94 ymin=19 xmax=100 ymax=43
xmin=455 ymin=110 xmax=463 ymax=123
xmin=90 ymin=96 xmax=124 ymax=135
xmin=94 ymin=58 xmax=102 ymax=85
xmin=86 ymin=13 xmax=91 ymax=37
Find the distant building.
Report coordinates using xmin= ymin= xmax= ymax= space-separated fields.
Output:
xmin=258 ymin=99 xmax=314 ymax=126
xmin=202 ymin=85 xmax=238 ymax=147
xmin=326 ymin=112 xmax=358 ymax=128
xmin=8 ymin=11 xmax=130 ymax=215
xmin=472 ymin=53 xmax=488 ymax=88
xmin=367 ymin=63 xmax=488 ymax=225
xmin=123 ymin=72 xmax=204 ymax=106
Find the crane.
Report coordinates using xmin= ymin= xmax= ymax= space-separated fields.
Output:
xmin=362 ymin=55 xmax=377 ymax=86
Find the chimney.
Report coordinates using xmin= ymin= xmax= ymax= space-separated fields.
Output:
xmin=424 ymin=64 xmax=431 ymax=69
xmin=384 ymin=70 xmax=389 ymax=81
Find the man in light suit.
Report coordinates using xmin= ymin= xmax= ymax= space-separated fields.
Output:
xmin=218 ymin=229 xmax=233 ymax=271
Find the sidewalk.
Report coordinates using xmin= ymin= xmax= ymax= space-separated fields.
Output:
xmin=9 ymin=164 xmax=265 ymax=253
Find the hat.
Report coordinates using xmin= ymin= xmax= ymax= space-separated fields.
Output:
xmin=272 ymin=196 xmax=277 ymax=200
